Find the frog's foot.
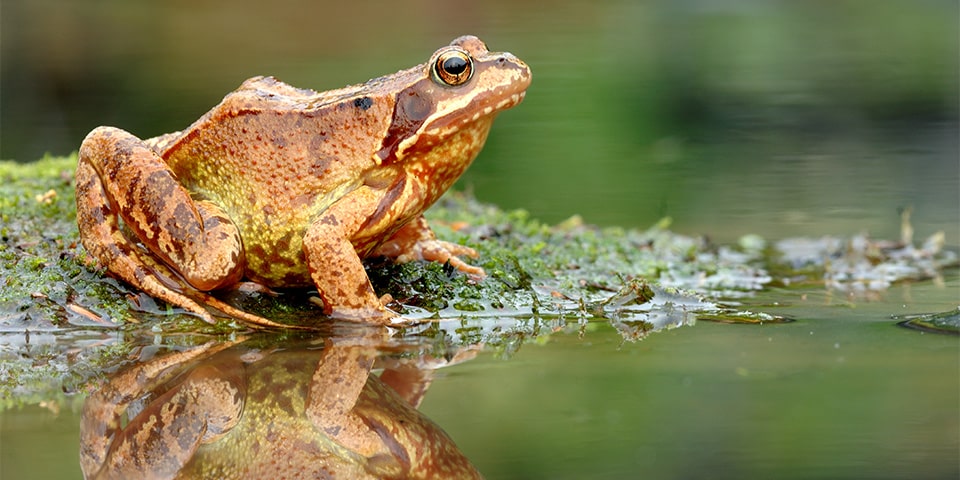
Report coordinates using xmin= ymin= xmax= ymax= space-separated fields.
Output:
xmin=307 ymin=296 xmax=421 ymax=327
xmin=375 ymin=215 xmax=486 ymax=280
xmin=308 ymin=293 xmax=431 ymax=328
xmin=196 ymin=292 xmax=315 ymax=330
xmin=398 ymin=238 xmax=486 ymax=280
xmin=192 ymin=281 xmax=318 ymax=329
xmin=144 ymin=276 xmax=307 ymax=330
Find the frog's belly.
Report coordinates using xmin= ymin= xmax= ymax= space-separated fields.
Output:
xmin=224 ymin=191 xmax=337 ymax=288
xmin=242 ymin=233 xmax=313 ymax=287
xmin=235 ymin=212 xmax=314 ymax=287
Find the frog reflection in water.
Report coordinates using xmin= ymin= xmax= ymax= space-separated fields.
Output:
xmin=80 ymin=336 xmax=482 ymax=479
xmin=75 ymin=36 xmax=531 ymax=328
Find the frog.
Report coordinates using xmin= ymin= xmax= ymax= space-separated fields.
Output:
xmin=75 ymin=35 xmax=531 ymax=328
xmin=79 ymin=336 xmax=483 ymax=479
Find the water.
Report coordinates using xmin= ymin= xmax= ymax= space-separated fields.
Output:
xmin=2 ymin=273 xmax=957 ymax=479
xmin=2 ymin=0 xmax=958 ymax=478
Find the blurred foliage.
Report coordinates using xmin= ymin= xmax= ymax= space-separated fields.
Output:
xmin=2 ymin=1 xmax=956 ymax=236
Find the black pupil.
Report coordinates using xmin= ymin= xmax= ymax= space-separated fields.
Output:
xmin=443 ymin=56 xmax=468 ymax=75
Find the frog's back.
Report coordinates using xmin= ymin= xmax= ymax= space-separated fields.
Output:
xmin=163 ymin=76 xmax=394 ymax=206
xmin=159 ymin=76 xmax=396 ymax=286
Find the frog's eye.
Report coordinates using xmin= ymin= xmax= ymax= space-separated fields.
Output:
xmin=432 ymin=48 xmax=473 ymax=86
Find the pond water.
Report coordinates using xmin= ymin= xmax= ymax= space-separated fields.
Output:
xmin=2 ymin=272 xmax=958 ymax=479
xmin=2 ymin=1 xmax=958 ymax=478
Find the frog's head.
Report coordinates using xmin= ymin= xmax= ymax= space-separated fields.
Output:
xmin=375 ymin=35 xmax=531 ymax=166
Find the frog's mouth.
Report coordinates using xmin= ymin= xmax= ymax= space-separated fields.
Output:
xmin=442 ymin=90 xmax=526 ymax=130
xmin=422 ymin=86 xmax=527 ymax=138
xmin=378 ymin=88 xmax=527 ymax=164
xmin=400 ymin=89 xmax=525 ymax=158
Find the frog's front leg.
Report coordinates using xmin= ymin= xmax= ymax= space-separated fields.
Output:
xmin=307 ymin=338 xmax=483 ymax=479
xmin=303 ymin=184 xmax=400 ymax=324
xmin=77 ymin=126 xmax=245 ymax=323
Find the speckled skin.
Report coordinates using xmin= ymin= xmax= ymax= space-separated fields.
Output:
xmin=76 ymin=36 xmax=530 ymax=327
xmin=79 ymin=339 xmax=483 ymax=479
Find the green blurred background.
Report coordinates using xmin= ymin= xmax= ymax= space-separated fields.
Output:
xmin=2 ymin=0 xmax=957 ymax=241
xmin=1 ymin=2 xmax=958 ymax=479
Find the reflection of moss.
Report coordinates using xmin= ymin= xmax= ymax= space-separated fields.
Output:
xmin=698 ymin=310 xmax=793 ymax=325
xmin=897 ymin=309 xmax=960 ymax=335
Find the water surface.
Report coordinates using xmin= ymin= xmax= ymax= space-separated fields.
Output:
xmin=2 ymin=271 xmax=957 ymax=479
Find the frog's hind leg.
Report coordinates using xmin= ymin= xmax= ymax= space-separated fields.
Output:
xmin=77 ymin=129 xmax=310 ymax=330
xmin=76 ymin=153 xmax=220 ymax=324
xmin=79 ymin=127 xmax=245 ymax=290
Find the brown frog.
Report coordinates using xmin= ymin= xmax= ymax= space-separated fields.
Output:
xmin=75 ymin=36 xmax=530 ymax=328
xmin=79 ymin=336 xmax=483 ymax=479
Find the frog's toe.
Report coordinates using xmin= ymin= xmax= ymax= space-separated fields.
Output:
xmin=444 ymin=256 xmax=486 ymax=281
